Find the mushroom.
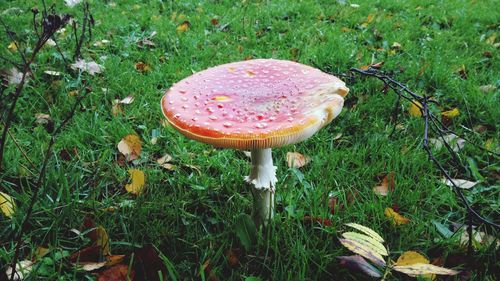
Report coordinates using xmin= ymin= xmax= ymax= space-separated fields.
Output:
xmin=161 ymin=59 xmax=348 ymax=226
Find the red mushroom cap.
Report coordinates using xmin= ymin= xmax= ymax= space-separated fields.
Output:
xmin=161 ymin=59 xmax=349 ymax=149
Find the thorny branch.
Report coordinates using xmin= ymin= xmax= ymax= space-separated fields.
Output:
xmin=345 ymin=66 xmax=499 ymax=230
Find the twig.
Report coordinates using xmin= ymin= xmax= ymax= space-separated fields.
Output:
xmin=7 ymin=130 xmax=36 ymax=173
xmin=348 ymin=66 xmax=500 ymax=229
xmin=8 ymin=95 xmax=84 ymax=281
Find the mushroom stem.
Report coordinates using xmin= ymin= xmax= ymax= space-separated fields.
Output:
xmin=245 ymin=148 xmax=277 ymax=226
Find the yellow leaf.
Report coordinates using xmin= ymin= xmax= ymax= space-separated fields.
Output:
xmin=441 ymin=108 xmax=460 ymax=119
xmin=96 ymin=226 xmax=110 ymax=256
xmin=7 ymin=41 xmax=18 ymax=52
xmin=125 ymin=169 xmax=145 ymax=195
xmin=342 ymin=232 xmax=388 ymax=256
xmin=176 ymin=21 xmax=190 ymax=32
xmin=384 ymin=207 xmax=410 ymax=225
xmin=408 ymin=100 xmax=423 ymax=117
xmin=396 ymin=251 xmax=429 ymax=266
xmin=393 ymin=263 xmax=459 ymax=277
xmin=0 ymin=191 xmax=15 ymax=218
xmin=339 ymin=238 xmax=386 ymax=267
xmin=117 ymin=134 xmax=142 ymax=161
xmin=286 ymin=152 xmax=311 ymax=168
xmin=485 ymin=32 xmax=496 ymax=45
xmin=345 ymin=223 xmax=385 ymax=243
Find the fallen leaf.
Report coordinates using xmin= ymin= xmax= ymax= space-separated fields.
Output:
xmin=479 ymin=84 xmax=496 ymax=93
xmin=117 ymin=134 xmax=142 ymax=161
xmin=112 ymin=101 xmax=123 ymax=116
xmin=456 ymin=65 xmax=467 ymax=79
xmin=7 ymin=67 xmax=23 ymax=85
xmin=97 ymin=264 xmax=134 ymax=281
xmin=396 ymin=251 xmax=429 ymax=266
xmin=429 ymin=134 xmax=465 ymax=152
xmin=342 ymin=232 xmax=388 ymax=256
xmin=125 ymin=169 xmax=146 ymax=195
xmin=393 ymin=263 xmax=459 ymax=277
xmin=442 ymin=178 xmax=478 ymax=190
xmin=71 ymin=59 xmax=104 ymax=75
xmin=35 ymin=247 xmax=50 ymax=261
xmin=176 ymin=21 xmax=190 ymax=32
xmin=345 ymin=223 xmax=385 ymax=243
xmin=286 ymin=152 xmax=311 ymax=168
xmin=43 ymin=70 xmax=61 ymax=77
xmin=81 ymin=261 xmax=107 ymax=271
xmin=65 ymin=0 xmax=82 ymax=7
xmin=135 ymin=62 xmax=151 ymax=73
xmin=5 ymin=260 xmax=33 ymax=280
xmin=119 ymin=96 xmax=134 ymax=104
xmin=384 ymin=207 xmax=410 ymax=225
xmin=458 ymin=227 xmax=499 ymax=250
xmin=7 ymin=41 xmax=18 ymax=52
xmin=373 ymin=172 xmax=395 ymax=196
xmin=328 ymin=196 xmax=337 ymax=215
xmin=303 ymin=216 xmax=332 ymax=227
xmin=96 ymin=226 xmax=111 ymax=256
xmin=408 ymin=100 xmax=423 ymax=117
xmin=202 ymin=259 xmax=218 ymax=281
xmin=157 ymin=154 xmax=176 ymax=171
xmin=70 ymin=245 xmax=101 ymax=263
xmin=0 ymin=191 xmax=15 ymax=218
xmin=337 ymin=255 xmax=382 ymax=278
xmin=391 ymin=42 xmax=402 ymax=49
xmin=211 ymin=18 xmax=219 ymax=25
xmin=441 ymin=108 xmax=460 ymax=119
xmin=133 ymin=245 xmax=168 ymax=281
xmin=485 ymin=32 xmax=496 ymax=45
xmin=339 ymin=238 xmax=386 ymax=267
xmin=93 ymin=39 xmax=110 ymax=47
xmin=35 ymin=113 xmax=52 ymax=125
xmin=226 ymin=248 xmax=241 ymax=268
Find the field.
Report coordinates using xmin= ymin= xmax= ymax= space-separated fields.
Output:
xmin=0 ymin=0 xmax=498 ymax=280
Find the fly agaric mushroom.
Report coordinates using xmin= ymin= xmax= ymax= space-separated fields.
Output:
xmin=161 ymin=59 xmax=348 ymax=226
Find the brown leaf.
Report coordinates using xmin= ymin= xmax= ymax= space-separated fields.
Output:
xmin=70 ymin=245 xmax=101 ymax=263
xmin=202 ymin=260 xmax=218 ymax=281
xmin=373 ymin=172 xmax=395 ymax=196
xmin=97 ymin=264 xmax=135 ymax=281
xmin=133 ymin=245 xmax=168 ymax=281
xmin=328 ymin=196 xmax=337 ymax=215
xmin=134 ymin=62 xmax=151 ymax=73
xmin=226 ymin=248 xmax=241 ymax=268
xmin=286 ymin=152 xmax=311 ymax=168
xmin=117 ymin=134 xmax=142 ymax=161
xmin=303 ymin=216 xmax=332 ymax=227
xmin=210 ymin=18 xmax=219 ymax=25
xmin=96 ymin=226 xmax=111 ymax=256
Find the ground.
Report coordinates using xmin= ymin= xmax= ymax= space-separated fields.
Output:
xmin=0 ymin=0 xmax=498 ymax=280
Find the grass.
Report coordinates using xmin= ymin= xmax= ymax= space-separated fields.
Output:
xmin=0 ymin=0 xmax=498 ymax=280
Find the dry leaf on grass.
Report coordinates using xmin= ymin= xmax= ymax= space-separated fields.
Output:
xmin=408 ymin=100 xmax=423 ymax=117
xmin=71 ymin=59 xmax=104 ymax=75
xmin=0 ymin=191 xmax=15 ymax=218
xmin=384 ymin=207 xmax=410 ymax=225
xmin=5 ymin=260 xmax=33 ymax=281
xmin=429 ymin=134 xmax=465 ymax=152
xmin=117 ymin=134 xmax=142 ymax=161
xmin=177 ymin=21 xmax=190 ymax=32
xmin=286 ymin=152 xmax=311 ymax=168
xmin=373 ymin=172 xmax=395 ymax=196
xmin=125 ymin=169 xmax=146 ymax=195
xmin=441 ymin=108 xmax=460 ymax=119
xmin=157 ymin=154 xmax=176 ymax=171
xmin=442 ymin=178 xmax=478 ymax=190
xmin=135 ymin=62 xmax=151 ymax=73
xmin=96 ymin=226 xmax=111 ymax=256
xmin=97 ymin=264 xmax=134 ymax=281
xmin=394 ymin=251 xmax=436 ymax=279
xmin=337 ymin=255 xmax=382 ymax=278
